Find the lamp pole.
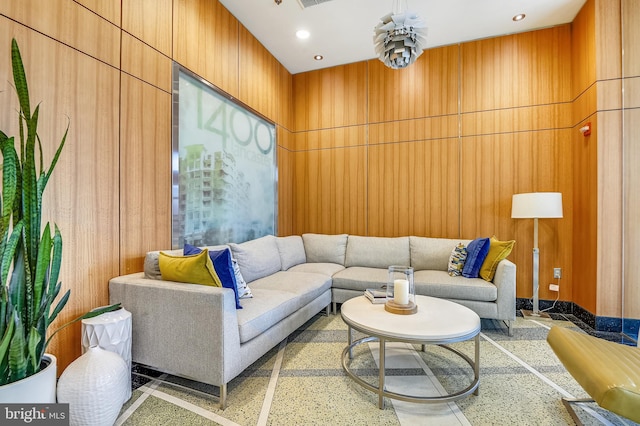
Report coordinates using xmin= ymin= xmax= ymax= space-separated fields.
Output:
xmin=532 ymin=217 xmax=540 ymax=315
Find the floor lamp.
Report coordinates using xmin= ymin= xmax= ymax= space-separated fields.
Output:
xmin=511 ymin=192 xmax=563 ymax=318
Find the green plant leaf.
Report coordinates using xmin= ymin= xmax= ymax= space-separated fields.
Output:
xmin=32 ymin=223 xmax=52 ymax=321
xmin=1 ymin=134 xmax=18 ymax=230
xmin=0 ymin=221 xmax=23 ymax=296
xmin=8 ymin=312 xmax=27 ymax=383
xmin=44 ymin=125 xmax=68 ymax=186
xmin=26 ymin=326 xmax=40 ymax=372
xmin=45 ymin=303 xmax=121 ymax=350
xmin=23 ymin=105 xmax=40 ymax=268
xmin=0 ymin=313 xmax=15 ymax=385
xmin=11 ymin=38 xmax=30 ymax=122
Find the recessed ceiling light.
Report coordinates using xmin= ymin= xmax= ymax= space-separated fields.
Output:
xmin=296 ymin=30 xmax=310 ymax=39
xmin=314 ymin=55 xmax=323 ymax=61
xmin=513 ymin=14 xmax=526 ymax=22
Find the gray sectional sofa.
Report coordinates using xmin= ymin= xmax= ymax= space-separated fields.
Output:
xmin=109 ymin=233 xmax=516 ymax=408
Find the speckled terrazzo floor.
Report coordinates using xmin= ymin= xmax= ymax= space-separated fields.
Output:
xmin=114 ymin=313 xmax=638 ymax=426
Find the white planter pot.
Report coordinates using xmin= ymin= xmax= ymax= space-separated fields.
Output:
xmin=0 ymin=353 xmax=57 ymax=403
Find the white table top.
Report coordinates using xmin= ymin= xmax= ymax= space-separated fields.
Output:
xmin=341 ymin=295 xmax=480 ymax=343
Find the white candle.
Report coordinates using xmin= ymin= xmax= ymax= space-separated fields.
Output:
xmin=394 ymin=279 xmax=409 ymax=305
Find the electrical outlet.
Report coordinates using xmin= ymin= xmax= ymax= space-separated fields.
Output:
xmin=553 ymin=268 xmax=562 ymax=279
xmin=549 ymin=284 xmax=560 ymax=292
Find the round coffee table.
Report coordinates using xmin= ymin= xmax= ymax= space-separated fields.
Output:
xmin=340 ymin=295 xmax=480 ymax=409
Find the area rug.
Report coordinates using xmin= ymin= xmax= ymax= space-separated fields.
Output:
xmin=115 ymin=313 xmax=637 ymax=425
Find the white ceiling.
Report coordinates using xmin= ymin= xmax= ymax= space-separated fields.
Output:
xmin=219 ymin=0 xmax=587 ymax=74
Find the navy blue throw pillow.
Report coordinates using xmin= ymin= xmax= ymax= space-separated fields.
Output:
xmin=184 ymin=244 xmax=242 ymax=309
xmin=461 ymin=238 xmax=491 ymax=278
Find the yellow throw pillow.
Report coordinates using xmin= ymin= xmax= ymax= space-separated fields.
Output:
xmin=479 ymin=236 xmax=515 ymax=282
xmin=159 ymin=249 xmax=222 ymax=287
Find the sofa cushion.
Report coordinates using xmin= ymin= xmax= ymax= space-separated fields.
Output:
xmin=184 ymin=244 xmax=242 ymax=309
xmin=447 ymin=243 xmax=468 ymax=276
xmin=410 ymin=237 xmax=468 ymax=271
xmin=302 ymin=233 xmax=348 ymax=265
xmin=276 ymin=236 xmax=307 ymax=270
xmin=144 ymin=245 xmax=229 ymax=280
xmin=158 ymin=249 xmax=221 ymax=287
xmin=414 ymin=270 xmax=497 ymax=302
xmin=229 ymin=235 xmax=282 ymax=283
xmin=462 ymin=237 xmax=491 ymax=278
xmin=332 ymin=267 xmax=389 ymax=292
xmin=345 ymin=236 xmax=410 ymax=268
xmin=235 ymin=271 xmax=332 ymax=343
xmin=144 ymin=248 xmax=182 ymax=280
xmin=479 ymin=236 xmax=515 ymax=282
xmin=287 ymin=262 xmax=345 ymax=277
xmin=233 ymin=258 xmax=253 ymax=298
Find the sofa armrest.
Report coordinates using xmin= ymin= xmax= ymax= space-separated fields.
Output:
xmin=492 ymin=259 xmax=516 ymax=320
xmin=109 ymin=273 xmax=242 ymax=386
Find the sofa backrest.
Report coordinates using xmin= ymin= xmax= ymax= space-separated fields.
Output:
xmin=275 ymin=235 xmax=306 ymax=270
xmin=229 ymin=235 xmax=282 ymax=283
xmin=302 ymin=233 xmax=348 ymax=265
xmin=345 ymin=236 xmax=410 ymax=268
xmin=410 ymin=236 xmax=470 ymax=271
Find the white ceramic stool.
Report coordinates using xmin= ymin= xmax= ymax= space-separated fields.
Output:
xmin=81 ymin=307 xmax=132 ymax=400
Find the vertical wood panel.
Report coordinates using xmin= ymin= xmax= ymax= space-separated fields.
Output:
xmin=462 ymin=104 xmax=572 ymax=136
xmin=571 ymin=0 xmax=597 ymax=99
xmin=120 ymin=75 xmax=172 ymax=274
xmin=570 ymin=0 xmax=598 ymax=315
xmin=572 ymin=118 xmax=598 ymax=314
xmin=623 ymin=109 xmax=640 ymax=319
xmin=369 ymin=115 xmax=458 ymax=144
xmin=368 ymin=45 xmax=458 ymax=122
xmin=121 ymin=32 xmax=172 ymax=91
xmin=622 ymin=0 xmax=640 ymax=78
xmin=368 ymin=140 xmax=459 ymax=238
xmin=462 ymin=26 xmax=572 ymax=112
xmin=173 ymin=0 xmax=239 ymax=98
xmin=597 ymin=111 xmax=623 ymax=317
xmin=0 ymin=0 xmax=121 ymax=67
xmin=238 ymin=26 xmax=292 ymax=125
xmin=277 ymin=129 xmax=294 ymax=236
xmin=294 ymin=126 xmax=366 ymax=151
xmin=293 ymin=147 xmax=366 ymax=235
xmin=596 ymin=0 xmax=621 ymax=81
xmin=122 ymin=0 xmax=172 ymax=55
xmin=292 ymin=62 xmax=367 ymax=131
xmin=0 ymin=21 xmax=121 ymax=369
xmin=74 ymin=0 xmax=121 ymax=25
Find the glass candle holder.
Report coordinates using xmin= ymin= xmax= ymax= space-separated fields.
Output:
xmin=385 ymin=265 xmax=417 ymax=314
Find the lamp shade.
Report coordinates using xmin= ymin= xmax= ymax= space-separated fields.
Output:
xmin=511 ymin=192 xmax=563 ymax=219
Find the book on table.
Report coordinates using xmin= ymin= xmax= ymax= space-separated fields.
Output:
xmin=364 ymin=288 xmax=387 ymax=304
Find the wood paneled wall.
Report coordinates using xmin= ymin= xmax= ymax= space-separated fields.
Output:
xmin=292 ymin=27 xmax=575 ymax=302
xmin=0 ymin=0 xmax=292 ymax=371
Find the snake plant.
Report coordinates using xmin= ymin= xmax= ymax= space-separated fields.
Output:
xmin=0 ymin=39 xmax=119 ymax=386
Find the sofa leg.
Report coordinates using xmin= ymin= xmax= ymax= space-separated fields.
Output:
xmin=505 ymin=320 xmax=513 ymax=337
xmin=332 ymin=302 xmax=337 ymax=315
xmin=325 ymin=304 xmax=330 ymax=316
xmin=219 ymin=383 xmax=227 ymax=410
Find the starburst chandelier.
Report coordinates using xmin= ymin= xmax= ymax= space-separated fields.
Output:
xmin=373 ymin=1 xmax=427 ymax=69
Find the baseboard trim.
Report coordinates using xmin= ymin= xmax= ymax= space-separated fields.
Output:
xmin=515 ymin=298 xmax=629 ymax=333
